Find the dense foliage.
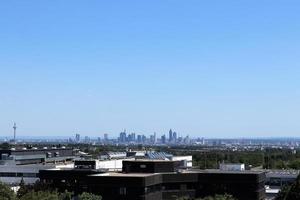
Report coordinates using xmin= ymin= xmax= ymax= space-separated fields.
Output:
xmin=177 ymin=194 xmax=236 ymax=200
xmin=0 ymin=182 xmax=16 ymax=200
xmin=0 ymin=180 xmax=101 ymax=200
xmin=167 ymin=147 xmax=300 ymax=169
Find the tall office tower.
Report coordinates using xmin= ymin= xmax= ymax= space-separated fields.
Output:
xmin=173 ymin=132 xmax=177 ymax=142
xmin=75 ymin=134 xmax=80 ymax=143
xmin=142 ymin=135 xmax=146 ymax=143
xmin=84 ymin=136 xmax=90 ymax=143
xmin=131 ymin=133 xmax=136 ymax=142
xmin=128 ymin=133 xmax=135 ymax=142
xmin=13 ymin=122 xmax=17 ymax=142
xmin=161 ymin=134 xmax=166 ymax=144
xmin=184 ymin=135 xmax=190 ymax=144
xmin=153 ymin=132 xmax=156 ymax=144
xmin=150 ymin=135 xmax=155 ymax=144
xmin=137 ymin=135 xmax=142 ymax=143
xmin=169 ymin=129 xmax=173 ymax=142
xmin=119 ymin=130 xmax=127 ymax=143
xmin=104 ymin=133 xmax=108 ymax=141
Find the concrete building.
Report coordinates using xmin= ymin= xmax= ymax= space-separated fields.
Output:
xmin=0 ymin=147 xmax=75 ymax=185
xmin=40 ymin=160 xmax=266 ymax=200
xmin=219 ymin=163 xmax=245 ymax=171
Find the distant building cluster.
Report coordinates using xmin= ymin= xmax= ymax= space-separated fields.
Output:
xmin=65 ymin=129 xmax=198 ymax=146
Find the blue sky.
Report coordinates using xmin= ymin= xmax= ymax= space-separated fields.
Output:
xmin=0 ymin=1 xmax=300 ymax=138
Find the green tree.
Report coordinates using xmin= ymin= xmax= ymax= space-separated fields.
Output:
xmin=0 ymin=182 xmax=16 ymax=200
xmin=59 ymin=190 xmax=72 ymax=200
xmin=288 ymin=159 xmax=300 ymax=169
xmin=17 ymin=178 xmax=29 ymax=198
xmin=19 ymin=191 xmax=60 ymax=200
xmin=18 ymin=190 xmax=73 ymax=200
xmin=176 ymin=194 xmax=236 ymax=200
xmin=78 ymin=192 xmax=102 ymax=200
xmin=0 ymin=142 xmax=10 ymax=150
xmin=199 ymin=194 xmax=236 ymax=200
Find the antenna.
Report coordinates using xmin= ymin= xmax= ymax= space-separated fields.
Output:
xmin=13 ymin=122 xmax=17 ymax=142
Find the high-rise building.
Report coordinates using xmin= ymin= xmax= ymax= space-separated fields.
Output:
xmin=119 ymin=130 xmax=127 ymax=143
xmin=150 ymin=135 xmax=155 ymax=144
xmin=173 ymin=132 xmax=177 ymax=142
xmin=142 ymin=135 xmax=146 ymax=143
xmin=104 ymin=133 xmax=108 ymax=142
xmin=84 ymin=136 xmax=90 ymax=143
xmin=169 ymin=129 xmax=173 ymax=142
xmin=128 ymin=133 xmax=136 ymax=142
xmin=137 ymin=135 xmax=142 ymax=143
xmin=161 ymin=134 xmax=166 ymax=144
xmin=75 ymin=134 xmax=80 ymax=143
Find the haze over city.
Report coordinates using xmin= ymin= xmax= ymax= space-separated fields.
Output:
xmin=1 ymin=1 xmax=300 ymax=138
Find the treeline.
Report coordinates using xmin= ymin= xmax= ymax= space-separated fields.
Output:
xmin=0 ymin=180 xmax=101 ymax=200
xmin=177 ymin=194 xmax=236 ymax=200
xmin=165 ymin=147 xmax=300 ymax=170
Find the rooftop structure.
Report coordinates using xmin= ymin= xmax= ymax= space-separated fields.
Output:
xmin=219 ymin=163 xmax=245 ymax=171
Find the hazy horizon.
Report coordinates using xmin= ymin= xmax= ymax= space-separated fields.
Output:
xmin=1 ymin=1 xmax=300 ymax=138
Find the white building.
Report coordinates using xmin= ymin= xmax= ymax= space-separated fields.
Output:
xmin=219 ymin=163 xmax=245 ymax=171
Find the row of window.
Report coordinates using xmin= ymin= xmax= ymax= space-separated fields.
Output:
xmin=118 ymin=183 xmax=194 ymax=195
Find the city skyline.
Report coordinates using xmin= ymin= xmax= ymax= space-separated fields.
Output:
xmin=1 ymin=1 xmax=300 ymax=138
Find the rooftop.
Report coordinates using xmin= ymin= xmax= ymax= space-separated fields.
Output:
xmin=90 ymin=172 xmax=156 ymax=177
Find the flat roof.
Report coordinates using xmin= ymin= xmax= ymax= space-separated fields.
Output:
xmin=124 ymin=159 xmax=173 ymax=162
xmin=89 ymin=172 xmax=156 ymax=177
xmin=0 ymin=148 xmax=72 ymax=152
xmin=86 ymin=169 xmax=264 ymax=178
xmin=183 ymin=169 xmax=264 ymax=175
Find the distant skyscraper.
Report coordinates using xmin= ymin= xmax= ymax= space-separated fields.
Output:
xmin=142 ymin=135 xmax=146 ymax=143
xmin=75 ymin=134 xmax=80 ymax=143
xmin=119 ymin=130 xmax=127 ymax=143
xmin=169 ymin=129 xmax=173 ymax=142
xmin=137 ymin=135 xmax=142 ymax=143
xmin=131 ymin=133 xmax=136 ymax=142
xmin=127 ymin=133 xmax=136 ymax=142
xmin=13 ymin=122 xmax=17 ymax=142
xmin=150 ymin=135 xmax=155 ymax=144
xmin=161 ymin=134 xmax=166 ymax=144
xmin=84 ymin=136 xmax=90 ymax=143
xmin=173 ymin=132 xmax=177 ymax=142
xmin=104 ymin=133 xmax=108 ymax=141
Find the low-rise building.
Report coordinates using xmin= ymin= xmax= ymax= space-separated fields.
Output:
xmin=0 ymin=147 xmax=75 ymax=185
xmin=40 ymin=160 xmax=266 ymax=200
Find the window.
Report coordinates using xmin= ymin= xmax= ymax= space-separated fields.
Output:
xmin=180 ymin=184 xmax=187 ymax=190
xmin=120 ymin=187 xmax=126 ymax=195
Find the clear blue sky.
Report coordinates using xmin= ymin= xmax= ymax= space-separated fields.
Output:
xmin=1 ymin=1 xmax=300 ymax=138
